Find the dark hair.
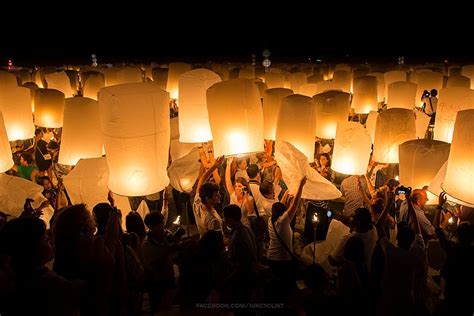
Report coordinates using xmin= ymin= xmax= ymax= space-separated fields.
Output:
xmin=430 ymin=89 xmax=438 ymax=97
xmin=37 ymin=176 xmax=51 ymax=186
xmin=318 ymin=153 xmax=331 ymax=167
xmin=344 ymin=236 xmax=365 ymax=263
xmin=259 ymin=181 xmax=274 ymax=197
xmin=20 ymin=153 xmax=33 ymax=165
xmin=198 ymin=230 xmax=224 ymax=259
xmin=92 ymin=203 xmax=114 ymax=235
xmin=247 ymin=164 xmax=260 ymax=179
xmin=223 ymin=204 xmax=242 ymax=222
xmin=47 ymin=141 xmax=59 ymax=151
xmin=235 ymin=177 xmax=248 ymax=188
xmin=199 ymin=182 xmax=220 ymax=203
xmin=34 ymin=128 xmax=43 ymax=136
xmin=396 ymin=222 xmax=415 ymax=250
xmin=144 ymin=211 xmax=164 ymax=229
xmin=371 ymin=198 xmax=384 ymax=215
xmin=271 ymin=202 xmax=286 ymax=223
xmin=385 ymin=178 xmax=400 ymax=190
xmin=126 ymin=211 xmax=146 ymax=240
xmin=353 ymin=208 xmax=372 ymax=230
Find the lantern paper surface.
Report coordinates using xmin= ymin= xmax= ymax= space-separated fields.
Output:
xmin=384 ymin=71 xmax=407 ymax=100
xmin=313 ymin=90 xmax=350 ymax=139
xmin=307 ymin=74 xmax=324 ymax=84
xmin=447 ymin=75 xmax=470 ymax=88
xmin=299 ymin=83 xmax=319 ymax=97
xmin=289 ymin=72 xmax=307 ymax=94
xmin=434 ymin=87 xmax=474 ymax=143
xmin=99 ymin=83 xmax=170 ymax=196
xmin=461 ymin=65 xmax=474 ymax=89
xmin=332 ymin=70 xmax=351 ymax=93
xmin=59 ymin=97 xmax=102 ymax=165
xmin=83 ymin=72 xmax=105 ymax=100
xmin=0 ymin=112 xmax=14 ymax=172
xmin=387 ymin=81 xmax=417 ymax=109
xmin=442 ymin=109 xmax=474 ymax=205
xmin=116 ymin=67 xmax=143 ymax=84
xmin=368 ymin=72 xmax=385 ymax=103
xmin=178 ymin=68 xmax=221 ymax=143
xmin=0 ymin=86 xmax=35 ymax=140
xmin=206 ymin=79 xmax=264 ymax=157
xmin=315 ymin=81 xmax=341 ymax=94
xmin=168 ymin=147 xmax=201 ymax=193
xmin=366 ymin=111 xmax=378 ymax=144
xmin=265 ymin=72 xmax=285 ymax=88
xmin=373 ymin=108 xmax=416 ymax=163
xmin=0 ymin=71 xmax=19 ymax=88
xmin=34 ymin=89 xmax=65 ymax=128
xmin=275 ymin=94 xmax=316 ymax=159
xmin=352 ymin=76 xmax=378 ymax=114
xmin=167 ymin=62 xmax=191 ymax=100
xmin=152 ymin=67 xmax=169 ymax=90
xmin=170 ymin=139 xmax=196 ymax=162
xmin=263 ymin=88 xmax=293 ymax=140
xmin=44 ymin=71 xmax=74 ymax=97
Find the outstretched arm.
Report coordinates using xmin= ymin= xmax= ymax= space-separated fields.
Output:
xmin=225 ymin=157 xmax=235 ymax=195
xmin=196 ymin=156 xmax=224 ymax=195
xmin=286 ymin=177 xmax=307 ymax=220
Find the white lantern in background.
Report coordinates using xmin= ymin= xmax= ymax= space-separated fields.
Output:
xmin=399 ymin=139 xmax=451 ymax=204
xmin=373 ymin=108 xmax=416 ymax=163
xmin=289 ymin=72 xmax=307 ymax=94
xmin=254 ymin=81 xmax=268 ymax=99
xmin=0 ymin=71 xmax=18 ymax=88
xmin=207 ymin=79 xmax=264 ymax=157
xmin=34 ymin=89 xmax=65 ymax=128
xmin=116 ymin=67 xmax=143 ymax=85
xmin=365 ymin=111 xmax=378 ymax=144
xmin=263 ymin=88 xmax=293 ymax=140
xmin=239 ymin=68 xmax=255 ymax=79
xmin=99 ymin=83 xmax=170 ymax=196
xmin=384 ymin=70 xmax=407 ymax=100
xmin=299 ymin=83 xmax=319 ymax=97
xmin=152 ymin=67 xmax=169 ymax=90
xmin=83 ymin=72 xmax=105 ymax=100
xmin=313 ymin=90 xmax=350 ymax=139
xmin=0 ymin=87 xmax=35 ymax=141
xmin=44 ymin=71 xmax=74 ymax=97
xmin=101 ymin=67 xmax=120 ymax=87
xmin=352 ymin=76 xmax=378 ymax=114
xmin=415 ymin=110 xmax=431 ymax=139
xmin=387 ymin=81 xmax=417 ymax=109
xmin=59 ymin=97 xmax=102 ymax=166
xmin=275 ymin=94 xmax=316 ymax=159
xmin=334 ymin=64 xmax=351 ymax=73
xmin=22 ymin=82 xmax=38 ymax=112
xmin=168 ymin=147 xmax=201 ymax=193
xmin=0 ymin=112 xmax=14 ymax=172
xmin=416 ymin=72 xmax=444 ymax=107
xmin=167 ymin=62 xmax=192 ymax=100
xmin=307 ymin=73 xmax=324 ymax=84
xmin=332 ymin=70 xmax=351 ymax=93
xmin=434 ymin=87 xmax=474 ymax=143
xmin=265 ymin=72 xmax=285 ymax=88
xmin=315 ymin=81 xmax=341 ymax=94
xmin=447 ymin=75 xmax=470 ymax=88
xmin=461 ymin=65 xmax=474 ymax=89
xmin=368 ymin=72 xmax=385 ymax=103
xmin=332 ymin=122 xmax=372 ymax=175
xmin=442 ymin=109 xmax=474 ymax=205
xmin=178 ymin=68 xmax=221 ymax=143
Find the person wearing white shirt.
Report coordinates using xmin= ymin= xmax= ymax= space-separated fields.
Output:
xmin=398 ymin=189 xmax=435 ymax=240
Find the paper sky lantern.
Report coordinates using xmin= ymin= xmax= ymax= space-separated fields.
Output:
xmin=168 ymin=147 xmax=201 ymax=193
xmin=315 ymin=81 xmax=341 ymax=94
xmin=352 ymin=76 xmax=378 ymax=114
xmin=416 ymin=72 xmax=443 ymax=106
xmin=15 ymin=69 xmax=31 ymax=85
xmin=386 ymin=81 xmax=417 ymax=109
xmin=152 ymin=67 xmax=169 ymax=90
xmin=399 ymin=139 xmax=450 ymax=204
xmin=116 ymin=67 xmax=143 ymax=84
xmin=59 ymin=97 xmax=102 ymax=166
xmin=448 ymin=66 xmax=461 ymax=77
xmin=275 ymin=94 xmax=316 ymax=159
xmin=442 ymin=109 xmax=474 ymax=205
xmin=332 ymin=122 xmax=372 ymax=175
xmin=102 ymin=67 xmax=120 ymax=86
xmin=178 ymin=68 xmax=221 ymax=143
xmin=415 ymin=110 xmax=431 ymax=139
xmin=34 ymin=89 xmax=65 ymax=128
xmin=263 ymin=88 xmax=293 ymax=140
xmin=0 ymin=71 xmax=18 ymax=88
xmin=334 ymin=64 xmax=351 ymax=73
xmin=83 ymin=72 xmax=105 ymax=100
xmin=434 ymin=87 xmax=474 ymax=143
xmin=366 ymin=111 xmax=378 ymax=144
xmin=447 ymin=75 xmax=470 ymax=88
xmin=313 ymin=90 xmax=350 ymax=139
xmin=44 ymin=71 xmax=74 ymax=97
xmin=289 ymin=72 xmax=307 ymax=94
xmin=206 ymin=78 xmax=264 ymax=157
xmin=239 ymin=68 xmax=255 ymax=79
xmin=254 ymin=80 xmax=268 ymax=99
xmin=0 ymin=112 xmax=14 ymax=172
xmin=299 ymin=83 xmax=319 ymax=97
xmin=265 ymin=72 xmax=285 ymax=88
xmin=429 ymin=161 xmax=474 ymax=207
xmin=368 ymin=72 xmax=385 ymax=103
xmin=384 ymin=70 xmax=407 ymax=100
xmin=22 ymin=82 xmax=38 ymax=112
xmin=332 ymin=70 xmax=351 ymax=93
xmin=167 ymin=62 xmax=192 ymax=100
xmin=461 ymin=65 xmax=474 ymax=89
xmin=373 ymin=108 xmax=416 ymax=163
xmin=99 ymin=83 xmax=170 ymax=196
xmin=307 ymin=73 xmax=324 ymax=84
xmin=0 ymin=86 xmax=35 ymax=141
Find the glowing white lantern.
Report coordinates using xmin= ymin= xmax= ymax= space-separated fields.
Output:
xmin=239 ymin=68 xmax=255 ymax=79
xmin=116 ymin=67 xmax=143 ymax=84
xmin=442 ymin=109 xmax=474 ymax=205
xmin=307 ymin=73 xmax=324 ymax=84
xmin=447 ymin=75 xmax=470 ymax=88
xmin=352 ymin=76 xmax=378 ymax=114
xmin=315 ymin=81 xmax=341 ymax=94
xmin=415 ymin=110 xmax=431 ymax=139
xmin=44 ymin=71 xmax=74 ymax=97
xmin=416 ymin=72 xmax=444 ymax=107
xmin=332 ymin=70 xmax=351 ymax=93
xmin=0 ymin=87 xmax=34 ymax=141
xmin=368 ymin=72 xmax=385 ymax=103
xmin=434 ymin=87 xmax=474 ymax=143
xmin=59 ymin=97 xmax=102 ymax=166
xmin=429 ymin=161 xmax=474 ymax=207
xmin=167 ymin=62 xmax=192 ymax=100
xmin=387 ymin=81 xmax=417 ymax=109
xmin=331 ymin=122 xmax=372 ymax=175
xmin=34 ymin=89 xmax=65 ymax=128
xmin=168 ymin=147 xmax=201 ymax=193
xmin=366 ymin=111 xmax=378 ymax=144
xmin=313 ymin=90 xmax=350 ymax=139
xmin=373 ymin=108 xmax=416 ymax=163
xmin=99 ymin=83 xmax=170 ymax=196
xmin=0 ymin=112 xmax=14 ymax=172
xmin=299 ymin=83 xmax=319 ymax=97
xmin=0 ymin=71 xmax=18 ymax=88
xmin=178 ymin=68 xmax=221 ymax=143
xmin=461 ymin=65 xmax=474 ymax=89
xmin=102 ymin=67 xmax=120 ymax=86
xmin=335 ymin=64 xmax=351 ymax=73
xmin=206 ymin=78 xmax=264 ymax=157
xmin=265 ymin=72 xmax=285 ymax=88
xmin=275 ymin=94 xmax=316 ymax=159
xmin=384 ymin=70 xmax=407 ymax=100
xmin=263 ymin=88 xmax=293 ymax=140
xmin=83 ymin=72 xmax=105 ymax=100
xmin=152 ymin=67 xmax=168 ymax=90
xmin=254 ymin=81 xmax=268 ymax=99
xmin=289 ymin=72 xmax=307 ymax=94
xmin=399 ymin=139 xmax=450 ymax=204
xmin=15 ymin=69 xmax=31 ymax=85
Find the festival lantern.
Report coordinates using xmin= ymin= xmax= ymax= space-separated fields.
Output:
xmin=0 ymin=112 xmax=14 ymax=172
xmin=289 ymin=72 xmax=307 ymax=94
xmin=34 ymin=89 xmax=65 ymax=128
xmin=263 ymin=88 xmax=294 ymax=140
xmin=446 ymin=75 xmax=470 ymax=88
xmin=352 ymin=76 xmax=378 ymax=114
xmin=44 ymin=71 xmax=75 ymax=97
xmin=313 ymin=90 xmax=350 ymax=139
xmin=386 ymin=81 xmax=417 ymax=109
xmin=0 ymin=86 xmax=35 ymax=140
xmin=384 ymin=70 xmax=407 ymax=100
xmin=264 ymin=72 xmax=285 ymax=88
xmin=167 ymin=62 xmax=192 ymax=100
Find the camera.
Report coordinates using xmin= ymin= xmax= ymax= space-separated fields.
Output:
xmin=396 ymin=185 xmax=412 ymax=196
xmin=422 ymin=90 xmax=431 ymax=98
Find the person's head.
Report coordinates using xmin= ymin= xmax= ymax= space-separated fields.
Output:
xmin=351 ymin=208 xmax=372 ymax=232
xmin=396 ymin=222 xmax=415 ymax=250
xmin=234 ymin=177 xmax=249 ymax=197
xmin=223 ymin=204 xmax=242 ymax=230
xmin=144 ymin=211 xmax=165 ymax=237
xmin=47 ymin=140 xmax=59 ymax=156
xmin=199 ymin=182 xmax=220 ymax=206
xmin=53 ymin=204 xmax=96 ymax=249
xmin=34 ymin=128 xmax=44 ymax=140
xmin=126 ymin=211 xmax=146 ymax=240
xmin=318 ymin=153 xmax=331 ymax=167
xmin=92 ymin=203 xmax=114 ymax=236
xmin=271 ymin=202 xmax=287 ymax=224
xmin=236 ymin=157 xmax=247 ymax=170
xmin=38 ymin=176 xmax=53 ymax=191
xmin=410 ymin=189 xmax=428 ymax=208
xmin=456 ymin=222 xmax=474 ymax=246
xmin=198 ymin=230 xmax=225 ymax=259
xmin=385 ymin=179 xmax=400 ymax=192
xmin=430 ymin=89 xmax=438 ymax=97
xmin=343 ymin=236 xmax=365 ymax=264
xmin=247 ymin=164 xmax=260 ymax=180
xmin=0 ymin=217 xmax=53 ymax=271
xmin=19 ymin=153 xmax=33 ymax=166
xmin=259 ymin=181 xmax=275 ymax=200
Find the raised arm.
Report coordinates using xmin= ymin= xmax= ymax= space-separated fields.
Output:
xmin=196 ymin=155 xmax=224 ymax=194
xmin=358 ymin=176 xmax=372 ymax=207
xmin=225 ymin=157 xmax=235 ymax=195
xmin=286 ymin=176 xmax=307 ymax=220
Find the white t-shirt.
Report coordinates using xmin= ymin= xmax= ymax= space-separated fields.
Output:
xmin=267 ymin=211 xmax=293 ymax=261
xmin=230 ymin=191 xmax=254 ymax=228
xmin=193 ymin=194 xmax=223 ymax=238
